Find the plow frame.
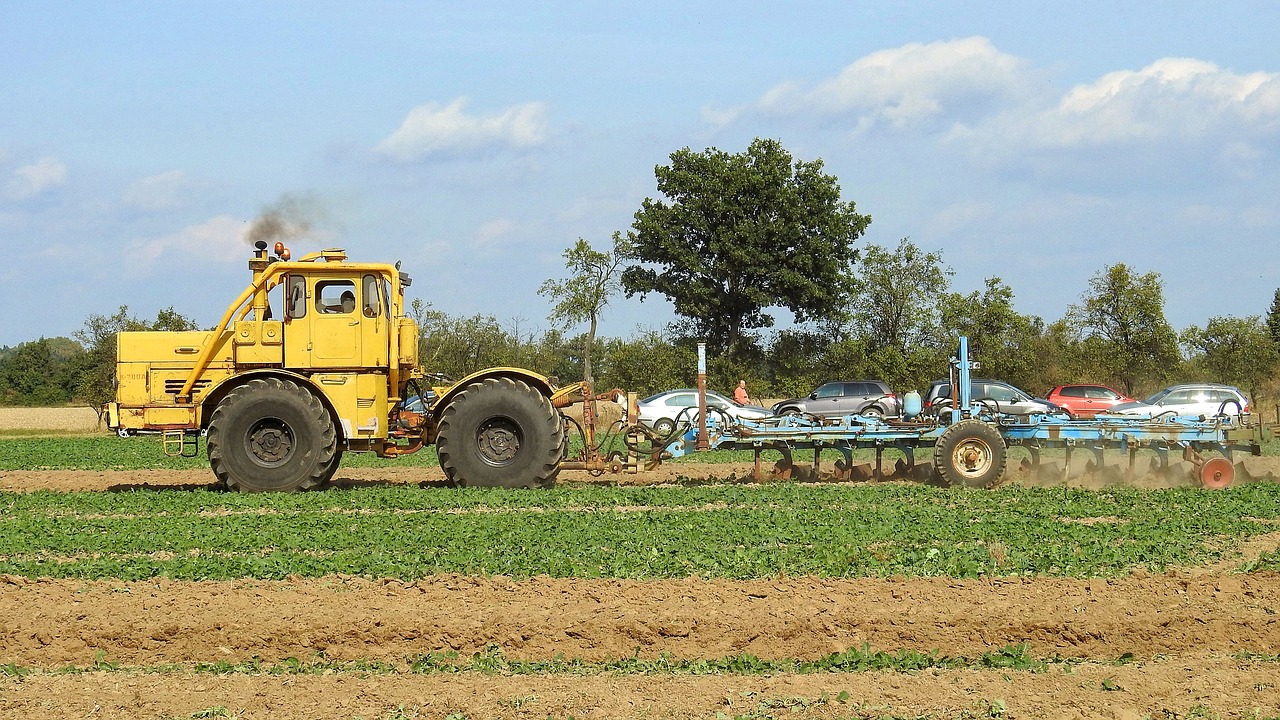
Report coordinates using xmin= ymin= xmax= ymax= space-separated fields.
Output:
xmin=644 ymin=337 xmax=1262 ymax=489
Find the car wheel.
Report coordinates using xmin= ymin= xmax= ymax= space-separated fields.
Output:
xmin=653 ymin=417 xmax=676 ymax=436
xmin=861 ymin=406 xmax=884 ymax=419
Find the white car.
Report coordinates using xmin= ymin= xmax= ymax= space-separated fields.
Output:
xmin=636 ymin=389 xmax=773 ymax=435
xmin=1110 ymin=384 xmax=1249 ymax=418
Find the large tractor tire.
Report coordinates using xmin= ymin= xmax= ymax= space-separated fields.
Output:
xmin=207 ymin=377 xmax=338 ymax=492
xmin=933 ymin=419 xmax=1007 ymax=488
xmin=436 ymin=377 xmax=564 ymax=489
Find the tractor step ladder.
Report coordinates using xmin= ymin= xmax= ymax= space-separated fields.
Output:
xmin=162 ymin=429 xmax=200 ymax=458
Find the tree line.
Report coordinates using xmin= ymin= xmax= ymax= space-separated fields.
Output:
xmin=4 ymin=138 xmax=1280 ymax=414
xmin=5 ymin=254 xmax=1279 ymax=412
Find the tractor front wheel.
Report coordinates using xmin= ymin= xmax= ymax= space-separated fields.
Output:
xmin=436 ymin=377 xmax=564 ymax=488
xmin=207 ymin=377 xmax=338 ymax=492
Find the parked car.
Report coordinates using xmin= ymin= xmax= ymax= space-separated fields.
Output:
xmin=1110 ymin=383 xmax=1249 ymax=418
xmin=772 ymin=380 xmax=900 ymax=418
xmin=1045 ymin=384 xmax=1136 ymax=418
xmin=636 ymin=389 xmax=773 ymax=435
xmin=923 ymin=378 xmax=1065 ymax=417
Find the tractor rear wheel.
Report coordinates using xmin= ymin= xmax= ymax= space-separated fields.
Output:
xmin=436 ymin=377 xmax=564 ymax=488
xmin=207 ymin=377 xmax=338 ymax=492
xmin=933 ymin=419 xmax=1006 ymax=488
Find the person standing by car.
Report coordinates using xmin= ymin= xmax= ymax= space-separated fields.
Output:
xmin=733 ymin=379 xmax=752 ymax=405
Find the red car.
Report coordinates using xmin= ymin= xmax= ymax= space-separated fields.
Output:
xmin=1044 ymin=384 xmax=1136 ymax=418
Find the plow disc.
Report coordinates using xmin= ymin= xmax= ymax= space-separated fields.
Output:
xmin=1198 ymin=457 xmax=1235 ymax=489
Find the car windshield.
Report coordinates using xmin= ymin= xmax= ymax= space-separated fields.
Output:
xmin=1141 ymin=388 xmax=1171 ymax=405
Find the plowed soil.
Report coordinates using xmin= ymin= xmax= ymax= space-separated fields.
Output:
xmin=4 ymin=462 xmax=1280 ymax=718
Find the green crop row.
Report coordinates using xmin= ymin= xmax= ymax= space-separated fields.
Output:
xmin=2 ymin=482 xmax=1278 ymax=581
xmin=0 ymin=435 xmax=447 ymax=471
xmin=0 ymin=643 xmax=1052 ymax=680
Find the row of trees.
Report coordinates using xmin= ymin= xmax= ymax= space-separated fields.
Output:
xmin=5 ymin=255 xmax=1278 ymax=411
xmin=4 ymin=137 xmax=1279 ymax=414
xmin=0 ymin=307 xmax=197 ymax=408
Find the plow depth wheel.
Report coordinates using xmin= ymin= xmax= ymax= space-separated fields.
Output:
xmin=1199 ymin=457 xmax=1235 ymax=489
xmin=933 ymin=419 xmax=1007 ymax=488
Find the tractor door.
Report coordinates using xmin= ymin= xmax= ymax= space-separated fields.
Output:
xmin=356 ymin=273 xmax=390 ymax=369
xmin=282 ymin=274 xmax=363 ymax=369
xmin=311 ymin=278 xmax=362 ymax=367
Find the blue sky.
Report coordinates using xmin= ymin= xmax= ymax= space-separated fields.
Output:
xmin=3 ymin=2 xmax=1279 ymax=348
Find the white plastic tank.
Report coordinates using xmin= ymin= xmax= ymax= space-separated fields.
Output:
xmin=902 ymin=390 xmax=922 ymax=419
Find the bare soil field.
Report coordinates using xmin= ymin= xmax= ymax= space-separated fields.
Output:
xmin=0 ymin=405 xmax=103 ymax=434
xmin=2 ymin=557 xmax=1280 ymax=718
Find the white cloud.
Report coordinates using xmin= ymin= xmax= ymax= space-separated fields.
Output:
xmin=123 ymin=170 xmax=191 ymax=210
xmin=1021 ymin=58 xmax=1280 ymax=149
xmin=757 ymin=37 xmax=1029 ymax=132
xmin=5 ymin=156 xmax=68 ymax=200
xmin=742 ymin=39 xmax=1280 ymax=185
xmin=375 ymin=97 xmax=549 ymax=162
xmin=128 ymin=215 xmax=249 ymax=271
xmin=936 ymin=57 xmax=1280 ymax=186
xmin=474 ymin=218 xmax=516 ymax=250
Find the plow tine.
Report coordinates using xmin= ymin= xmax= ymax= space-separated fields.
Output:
xmin=1159 ymin=459 xmax=1196 ymax=486
xmin=768 ymin=458 xmax=794 ymax=481
xmin=1233 ymin=461 xmax=1256 ymax=484
xmin=831 ymin=459 xmax=851 ymax=482
xmin=1035 ymin=460 xmax=1064 ymax=483
xmin=1089 ymin=458 xmax=1125 ymax=486
xmin=849 ymin=463 xmax=875 ymax=481
xmin=890 ymin=457 xmax=931 ymax=482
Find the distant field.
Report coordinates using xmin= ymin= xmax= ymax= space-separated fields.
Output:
xmin=0 ymin=406 xmax=104 ymax=435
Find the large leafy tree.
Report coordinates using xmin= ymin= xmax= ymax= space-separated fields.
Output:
xmin=538 ymin=235 xmax=625 ymax=383
xmin=940 ymin=276 xmax=1044 ymax=390
xmin=1267 ymin=289 xmax=1280 ymax=348
xmin=1065 ymin=263 xmax=1179 ymax=396
xmin=845 ymin=238 xmax=951 ymax=387
xmin=0 ymin=337 xmax=86 ymax=406
xmin=850 ymin=238 xmax=951 ymax=354
xmin=620 ymin=138 xmax=871 ymax=361
xmin=1182 ymin=315 xmax=1279 ymax=402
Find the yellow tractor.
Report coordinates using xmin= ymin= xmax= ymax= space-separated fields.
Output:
xmin=104 ymin=241 xmax=630 ymax=491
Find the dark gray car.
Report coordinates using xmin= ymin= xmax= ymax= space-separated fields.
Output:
xmin=923 ymin=379 xmax=1064 ymax=417
xmin=772 ymin=381 xmax=900 ymax=418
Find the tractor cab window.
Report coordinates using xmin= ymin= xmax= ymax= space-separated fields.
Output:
xmin=286 ymin=275 xmax=307 ymax=318
xmin=316 ymin=280 xmax=357 ymax=314
xmin=362 ymin=274 xmax=382 ymax=318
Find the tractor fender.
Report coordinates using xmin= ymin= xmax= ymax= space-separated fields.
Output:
xmin=197 ymin=369 xmax=342 ymax=438
xmin=431 ymin=367 xmax=556 ymax=418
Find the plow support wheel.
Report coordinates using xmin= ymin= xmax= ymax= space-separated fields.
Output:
xmin=933 ymin=419 xmax=1007 ymax=488
xmin=1199 ymin=457 xmax=1235 ymax=489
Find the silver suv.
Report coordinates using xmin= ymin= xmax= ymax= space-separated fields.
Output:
xmin=772 ymin=381 xmax=899 ymax=418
